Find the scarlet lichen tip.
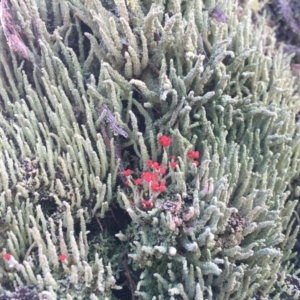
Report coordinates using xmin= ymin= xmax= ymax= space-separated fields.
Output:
xmin=142 ymin=199 xmax=149 ymax=210
xmin=159 ymin=185 xmax=166 ymax=192
xmin=159 ymin=135 xmax=171 ymax=147
xmin=147 ymin=160 xmax=153 ymax=167
xmin=123 ymin=169 xmax=132 ymax=176
xmin=3 ymin=253 xmax=11 ymax=260
xmin=59 ymin=254 xmax=67 ymax=262
xmin=141 ymin=199 xmax=154 ymax=211
xmin=187 ymin=150 xmax=200 ymax=159
xmin=151 ymin=181 xmax=166 ymax=193
xmin=152 ymin=162 xmax=160 ymax=169
xmin=3 ymin=253 xmax=11 ymax=261
xmin=159 ymin=166 xmax=166 ymax=175
xmin=170 ymin=161 xmax=177 ymax=169
xmin=142 ymin=171 xmax=158 ymax=182
xmin=134 ymin=178 xmax=142 ymax=185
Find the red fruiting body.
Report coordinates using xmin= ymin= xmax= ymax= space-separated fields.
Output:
xmin=159 ymin=185 xmax=166 ymax=192
xmin=141 ymin=172 xmax=152 ymax=182
xmin=151 ymin=181 xmax=166 ymax=193
xmin=147 ymin=160 xmax=166 ymax=175
xmin=59 ymin=254 xmax=67 ymax=261
xmin=159 ymin=135 xmax=172 ymax=147
xmin=3 ymin=253 xmax=11 ymax=261
xmin=159 ymin=167 xmax=166 ymax=175
xmin=170 ymin=161 xmax=177 ymax=169
xmin=142 ymin=199 xmax=149 ymax=210
xmin=123 ymin=169 xmax=132 ymax=176
xmin=193 ymin=160 xmax=199 ymax=166
xmin=152 ymin=162 xmax=160 ymax=169
xmin=134 ymin=178 xmax=143 ymax=185
xmin=141 ymin=199 xmax=154 ymax=211
xmin=151 ymin=182 xmax=160 ymax=192
xmin=142 ymin=172 xmax=158 ymax=182
xmin=147 ymin=160 xmax=153 ymax=167
xmin=124 ymin=155 xmax=171 ymax=199
xmin=187 ymin=150 xmax=200 ymax=159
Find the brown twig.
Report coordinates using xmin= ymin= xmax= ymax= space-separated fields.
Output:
xmin=96 ymin=104 xmax=128 ymax=138
xmin=97 ymin=105 xmax=127 ymax=182
xmin=95 ymin=214 xmax=103 ymax=231
xmin=123 ymin=253 xmax=137 ymax=300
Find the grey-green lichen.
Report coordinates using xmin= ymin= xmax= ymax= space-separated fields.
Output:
xmin=0 ymin=0 xmax=299 ymax=299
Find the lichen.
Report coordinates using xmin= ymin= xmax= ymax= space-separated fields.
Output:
xmin=0 ymin=0 xmax=299 ymax=299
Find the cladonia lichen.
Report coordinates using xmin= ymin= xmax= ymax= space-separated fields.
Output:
xmin=0 ymin=0 xmax=299 ymax=299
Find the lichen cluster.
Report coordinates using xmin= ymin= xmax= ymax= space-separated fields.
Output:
xmin=0 ymin=0 xmax=299 ymax=299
